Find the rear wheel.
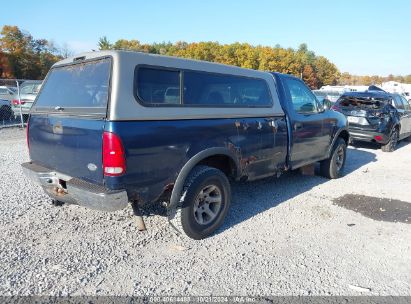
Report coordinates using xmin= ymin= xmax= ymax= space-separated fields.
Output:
xmin=320 ymin=138 xmax=347 ymax=179
xmin=381 ymin=128 xmax=398 ymax=152
xmin=51 ymin=199 xmax=65 ymax=206
xmin=167 ymin=165 xmax=231 ymax=240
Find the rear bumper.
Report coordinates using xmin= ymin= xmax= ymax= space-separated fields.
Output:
xmin=349 ymin=128 xmax=389 ymax=144
xmin=12 ymin=106 xmax=31 ymax=116
xmin=21 ymin=162 xmax=128 ymax=212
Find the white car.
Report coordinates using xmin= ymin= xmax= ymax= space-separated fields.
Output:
xmin=0 ymin=86 xmax=16 ymax=102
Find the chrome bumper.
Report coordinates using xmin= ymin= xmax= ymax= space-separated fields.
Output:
xmin=21 ymin=162 xmax=128 ymax=212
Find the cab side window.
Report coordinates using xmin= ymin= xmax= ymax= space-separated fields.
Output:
xmin=284 ymin=78 xmax=318 ymax=114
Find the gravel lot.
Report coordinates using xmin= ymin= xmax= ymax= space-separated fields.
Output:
xmin=0 ymin=127 xmax=410 ymax=296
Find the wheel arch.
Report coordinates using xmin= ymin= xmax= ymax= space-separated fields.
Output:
xmin=168 ymin=148 xmax=240 ymax=210
xmin=326 ymin=128 xmax=349 ymax=158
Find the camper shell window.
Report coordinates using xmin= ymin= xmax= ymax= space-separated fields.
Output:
xmin=33 ymin=57 xmax=111 ymax=115
xmin=135 ymin=66 xmax=272 ymax=108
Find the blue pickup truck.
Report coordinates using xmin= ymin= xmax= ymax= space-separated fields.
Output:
xmin=22 ymin=51 xmax=349 ymax=239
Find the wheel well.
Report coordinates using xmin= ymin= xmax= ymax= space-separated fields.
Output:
xmin=338 ymin=130 xmax=349 ymax=145
xmin=197 ymin=154 xmax=237 ymax=179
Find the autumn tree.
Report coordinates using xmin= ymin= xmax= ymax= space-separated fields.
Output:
xmin=302 ymin=65 xmax=318 ymax=89
xmin=0 ymin=25 xmax=62 ymax=79
xmin=314 ymin=56 xmax=340 ymax=87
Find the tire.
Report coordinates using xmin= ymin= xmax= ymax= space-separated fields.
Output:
xmin=320 ymin=138 xmax=347 ymax=179
xmin=51 ymin=199 xmax=65 ymax=206
xmin=381 ymin=128 xmax=399 ymax=152
xmin=167 ymin=165 xmax=231 ymax=240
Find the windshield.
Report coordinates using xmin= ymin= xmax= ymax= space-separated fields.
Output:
xmin=34 ymin=58 xmax=111 ymax=114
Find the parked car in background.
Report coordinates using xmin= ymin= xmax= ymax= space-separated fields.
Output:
xmin=11 ymin=80 xmax=42 ymax=119
xmin=22 ymin=51 xmax=349 ymax=240
xmin=0 ymin=98 xmax=12 ymax=120
xmin=332 ymin=91 xmax=411 ymax=152
xmin=0 ymin=86 xmax=16 ymax=102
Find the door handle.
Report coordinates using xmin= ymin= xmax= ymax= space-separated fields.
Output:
xmin=294 ymin=122 xmax=303 ymax=130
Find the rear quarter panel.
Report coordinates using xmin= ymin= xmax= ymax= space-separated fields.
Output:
xmin=105 ymin=119 xmax=240 ymax=203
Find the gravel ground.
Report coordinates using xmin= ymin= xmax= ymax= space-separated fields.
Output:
xmin=0 ymin=127 xmax=410 ymax=296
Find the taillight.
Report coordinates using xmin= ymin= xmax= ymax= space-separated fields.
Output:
xmin=374 ymin=135 xmax=383 ymax=141
xmin=103 ymin=131 xmax=126 ymax=176
xmin=12 ymin=99 xmax=25 ymax=105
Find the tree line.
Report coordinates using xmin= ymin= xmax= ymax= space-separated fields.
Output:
xmin=0 ymin=25 xmax=410 ymax=88
xmin=98 ymin=37 xmax=339 ymax=89
xmin=99 ymin=37 xmax=411 ymax=88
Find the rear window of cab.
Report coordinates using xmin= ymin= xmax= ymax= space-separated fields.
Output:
xmin=135 ymin=66 xmax=273 ymax=107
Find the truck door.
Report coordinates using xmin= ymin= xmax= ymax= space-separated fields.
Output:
xmin=281 ymin=76 xmax=329 ymax=168
xmin=234 ymin=115 xmax=287 ymax=180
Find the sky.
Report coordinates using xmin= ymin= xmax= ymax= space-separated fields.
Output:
xmin=2 ymin=0 xmax=410 ymax=76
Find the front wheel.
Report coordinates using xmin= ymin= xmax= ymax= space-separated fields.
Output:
xmin=167 ymin=165 xmax=231 ymax=240
xmin=320 ymin=138 xmax=347 ymax=179
xmin=381 ymin=128 xmax=398 ymax=152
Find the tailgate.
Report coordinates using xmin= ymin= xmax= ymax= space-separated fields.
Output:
xmin=28 ymin=57 xmax=111 ymax=184
xmin=28 ymin=116 xmax=105 ymax=184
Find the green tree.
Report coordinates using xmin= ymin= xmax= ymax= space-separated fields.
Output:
xmin=98 ymin=36 xmax=112 ymax=50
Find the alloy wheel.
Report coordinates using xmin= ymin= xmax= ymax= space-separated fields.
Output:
xmin=193 ymin=184 xmax=222 ymax=225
